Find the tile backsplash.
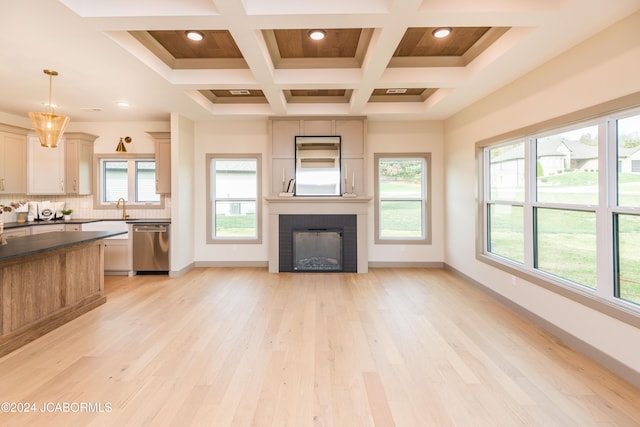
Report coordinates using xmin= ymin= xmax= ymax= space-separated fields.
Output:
xmin=0 ymin=194 xmax=171 ymax=222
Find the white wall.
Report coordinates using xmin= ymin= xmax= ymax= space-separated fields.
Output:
xmin=444 ymin=12 xmax=640 ymax=374
xmin=191 ymin=118 xmax=445 ymax=265
xmin=193 ymin=119 xmax=271 ymax=264
xmin=367 ymin=120 xmax=445 ymax=264
xmin=169 ymin=114 xmax=195 ymax=274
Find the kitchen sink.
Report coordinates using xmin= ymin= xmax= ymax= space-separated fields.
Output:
xmin=81 ymin=220 xmax=129 ymax=239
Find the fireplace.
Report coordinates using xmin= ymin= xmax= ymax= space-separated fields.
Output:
xmin=279 ymin=214 xmax=356 ymax=272
xmin=293 ymin=229 xmax=343 ymax=271
xmin=266 ymin=197 xmax=370 ymax=273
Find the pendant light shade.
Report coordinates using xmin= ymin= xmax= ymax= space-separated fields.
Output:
xmin=28 ymin=69 xmax=70 ymax=148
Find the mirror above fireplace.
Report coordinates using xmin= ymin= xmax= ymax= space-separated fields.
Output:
xmin=295 ymin=135 xmax=341 ymax=196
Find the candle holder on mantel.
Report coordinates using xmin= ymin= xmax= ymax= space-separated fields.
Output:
xmin=342 ymin=171 xmax=357 ymax=197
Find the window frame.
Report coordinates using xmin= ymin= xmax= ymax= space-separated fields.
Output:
xmin=94 ymin=153 xmax=165 ymax=210
xmin=374 ymin=152 xmax=431 ymax=245
xmin=206 ymin=153 xmax=262 ymax=244
xmin=476 ymin=94 xmax=640 ymax=328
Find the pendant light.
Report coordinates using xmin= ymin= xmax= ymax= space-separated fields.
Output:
xmin=28 ymin=69 xmax=70 ymax=148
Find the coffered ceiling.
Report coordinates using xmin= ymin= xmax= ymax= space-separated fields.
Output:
xmin=0 ymin=0 xmax=639 ymax=122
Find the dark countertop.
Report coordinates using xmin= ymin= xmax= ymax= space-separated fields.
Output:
xmin=0 ymin=231 xmax=127 ymax=263
xmin=2 ymin=218 xmax=170 ymax=230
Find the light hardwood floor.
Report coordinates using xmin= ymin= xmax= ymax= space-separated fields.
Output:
xmin=0 ymin=268 xmax=638 ymax=426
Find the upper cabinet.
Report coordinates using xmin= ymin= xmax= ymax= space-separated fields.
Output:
xmin=65 ymin=132 xmax=97 ymax=195
xmin=27 ymin=132 xmax=96 ymax=195
xmin=0 ymin=124 xmax=27 ymax=194
xmin=269 ymin=117 xmax=366 ymax=196
xmin=148 ymin=132 xmax=171 ymax=194
xmin=27 ymin=134 xmax=66 ymax=195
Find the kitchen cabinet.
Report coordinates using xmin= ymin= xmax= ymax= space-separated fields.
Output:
xmin=149 ymin=132 xmax=171 ymax=194
xmin=0 ymin=124 xmax=28 ymax=194
xmin=104 ymin=239 xmax=131 ymax=272
xmin=2 ymin=227 xmax=30 ymax=240
xmin=30 ymin=224 xmax=66 ymax=234
xmin=27 ymin=134 xmax=65 ymax=195
xmin=82 ymin=221 xmax=131 ymax=273
xmin=65 ymin=224 xmax=81 ymax=231
xmin=65 ymin=132 xmax=97 ymax=195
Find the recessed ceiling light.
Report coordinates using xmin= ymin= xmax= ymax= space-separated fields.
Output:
xmin=115 ymin=101 xmax=130 ymax=108
xmin=308 ymin=30 xmax=326 ymax=41
xmin=185 ymin=30 xmax=204 ymax=41
xmin=432 ymin=27 xmax=452 ymax=38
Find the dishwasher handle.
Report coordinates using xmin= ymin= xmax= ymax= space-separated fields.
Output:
xmin=134 ymin=225 xmax=168 ymax=233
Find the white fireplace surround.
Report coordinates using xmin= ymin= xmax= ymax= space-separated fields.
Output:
xmin=265 ymin=197 xmax=371 ymax=273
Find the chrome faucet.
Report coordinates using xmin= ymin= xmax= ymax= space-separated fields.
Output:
xmin=116 ymin=197 xmax=130 ymax=219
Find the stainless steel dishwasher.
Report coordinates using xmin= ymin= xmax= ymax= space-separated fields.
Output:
xmin=132 ymin=223 xmax=170 ymax=273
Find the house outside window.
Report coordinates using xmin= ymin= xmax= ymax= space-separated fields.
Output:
xmin=206 ymin=154 xmax=261 ymax=243
xmin=374 ymin=153 xmax=431 ymax=244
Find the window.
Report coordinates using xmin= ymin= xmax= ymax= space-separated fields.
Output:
xmin=487 ymin=141 xmax=525 ymax=263
xmin=374 ymin=153 xmax=430 ymax=244
xmin=206 ymin=154 xmax=261 ymax=243
xmin=97 ymin=155 xmax=162 ymax=208
xmin=533 ymin=124 xmax=599 ymax=289
xmin=479 ymin=105 xmax=640 ymax=314
xmin=615 ymin=112 xmax=640 ymax=305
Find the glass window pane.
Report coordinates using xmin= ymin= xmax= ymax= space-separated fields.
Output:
xmin=379 ymin=159 xmax=423 ymax=199
xmin=103 ymin=161 xmax=128 ymax=202
xmin=616 ymin=214 xmax=640 ymax=305
xmin=214 ymin=160 xmax=257 ymax=199
xmin=536 ymin=125 xmax=599 ymax=205
xmin=380 ymin=200 xmax=423 ymax=238
xmin=489 ymin=142 xmax=525 ymax=202
xmin=214 ymin=201 xmax=257 ymax=237
xmin=136 ymin=161 xmax=160 ymax=203
xmin=488 ymin=204 xmax=524 ymax=263
xmin=617 ymin=114 xmax=640 ymax=207
xmin=535 ymin=208 xmax=597 ymax=288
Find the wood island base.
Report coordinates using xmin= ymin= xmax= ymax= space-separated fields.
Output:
xmin=0 ymin=239 xmax=106 ymax=358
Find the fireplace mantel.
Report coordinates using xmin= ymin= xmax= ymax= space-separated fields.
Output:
xmin=265 ymin=197 xmax=371 ymax=273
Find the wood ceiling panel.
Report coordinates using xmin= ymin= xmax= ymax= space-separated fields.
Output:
xmin=148 ymin=30 xmax=243 ymax=59
xmin=290 ymin=90 xmax=347 ymax=97
xmin=393 ymin=27 xmax=491 ymax=57
xmin=372 ymin=88 xmax=426 ymax=96
xmin=211 ymin=90 xmax=264 ymax=97
xmin=274 ymin=29 xmax=362 ymax=58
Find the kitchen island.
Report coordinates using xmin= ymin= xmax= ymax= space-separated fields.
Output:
xmin=0 ymin=231 xmax=125 ymax=357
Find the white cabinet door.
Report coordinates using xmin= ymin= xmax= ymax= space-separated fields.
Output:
xmin=104 ymin=239 xmax=131 ymax=272
xmin=0 ymin=129 xmax=27 ymax=194
xmin=65 ymin=133 xmax=96 ymax=195
xmin=27 ymin=135 xmax=65 ymax=195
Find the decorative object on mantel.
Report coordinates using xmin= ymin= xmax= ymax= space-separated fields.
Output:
xmin=279 ymin=178 xmax=295 ymax=197
xmin=342 ymin=165 xmax=357 ymax=197
xmin=28 ymin=69 xmax=70 ymax=148
xmin=116 ymin=136 xmax=132 ymax=152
